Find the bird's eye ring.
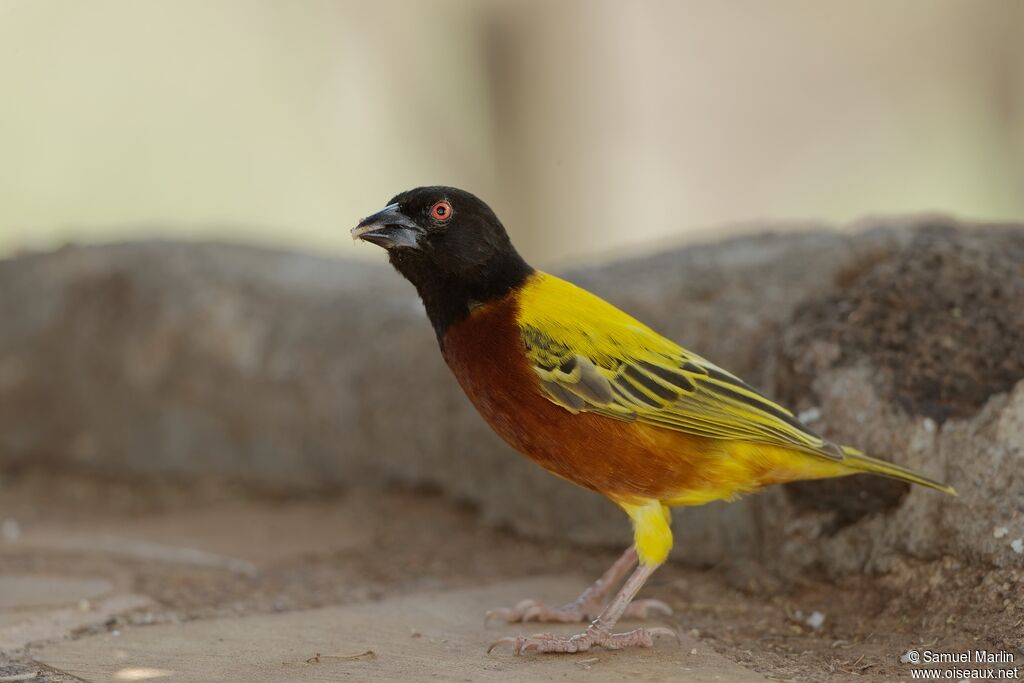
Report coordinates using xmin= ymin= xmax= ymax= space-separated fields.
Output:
xmin=430 ymin=200 xmax=453 ymax=222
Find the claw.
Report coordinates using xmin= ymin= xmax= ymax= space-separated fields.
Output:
xmin=484 ymin=608 xmax=514 ymax=625
xmin=647 ymin=626 xmax=681 ymax=644
xmin=487 ymin=636 xmax=515 ymax=654
xmin=485 ymin=638 xmax=512 ymax=655
xmin=518 ymin=638 xmax=540 ymax=654
xmin=623 ymin=598 xmax=673 ymax=619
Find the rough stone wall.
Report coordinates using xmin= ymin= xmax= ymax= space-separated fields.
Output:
xmin=1 ymin=219 xmax=1021 ymax=573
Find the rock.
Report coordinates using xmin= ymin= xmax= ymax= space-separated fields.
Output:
xmin=0 ymin=219 xmax=1021 ymax=574
xmin=768 ymin=225 xmax=1024 ymax=572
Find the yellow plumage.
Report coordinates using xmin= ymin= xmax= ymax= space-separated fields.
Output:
xmin=516 ymin=272 xmax=954 ymax=565
xmin=519 ymin=273 xmax=839 ymax=453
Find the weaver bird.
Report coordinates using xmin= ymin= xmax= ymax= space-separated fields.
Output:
xmin=351 ymin=187 xmax=955 ymax=655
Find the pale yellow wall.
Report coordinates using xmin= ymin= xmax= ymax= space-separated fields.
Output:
xmin=0 ymin=0 xmax=496 ymax=256
xmin=1 ymin=0 xmax=1021 ymax=265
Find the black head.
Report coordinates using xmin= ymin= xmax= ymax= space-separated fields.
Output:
xmin=352 ymin=186 xmax=533 ymax=337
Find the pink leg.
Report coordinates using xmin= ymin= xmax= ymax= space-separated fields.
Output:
xmin=485 ymin=545 xmax=671 ymax=624
xmin=489 ymin=561 xmax=678 ymax=655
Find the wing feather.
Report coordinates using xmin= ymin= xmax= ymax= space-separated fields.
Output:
xmin=516 ymin=275 xmax=838 ymax=460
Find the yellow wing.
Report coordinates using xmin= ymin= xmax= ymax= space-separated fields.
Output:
xmin=517 ymin=272 xmax=843 ymax=460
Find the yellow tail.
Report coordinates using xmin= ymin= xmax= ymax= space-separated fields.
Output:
xmin=840 ymin=446 xmax=956 ymax=495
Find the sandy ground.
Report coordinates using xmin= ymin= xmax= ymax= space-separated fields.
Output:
xmin=0 ymin=468 xmax=1020 ymax=682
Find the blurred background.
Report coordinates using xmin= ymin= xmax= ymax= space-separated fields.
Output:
xmin=3 ymin=3 xmax=1024 ymax=679
xmin=2 ymin=0 xmax=1022 ymax=265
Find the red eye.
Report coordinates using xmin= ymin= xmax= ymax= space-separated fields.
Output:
xmin=430 ymin=200 xmax=453 ymax=222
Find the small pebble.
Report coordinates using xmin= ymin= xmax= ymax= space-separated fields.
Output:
xmin=922 ymin=418 xmax=936 ymax=433
xmin=994 ymin=526 xmax=1009 ymax=539
xmin=690 ymin=648 xmax=698 ymax=655
xmin=806 ymin=611 xmax=826 ymax=630
xmin=1011 ymin=539 xmax=1024 ymax=555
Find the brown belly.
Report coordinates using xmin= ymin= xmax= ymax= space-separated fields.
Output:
xmin=441 ymin=295 xmax=732 ymax=504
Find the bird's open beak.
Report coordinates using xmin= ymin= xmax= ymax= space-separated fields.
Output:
xmin=351 ymin=203 xmax=422 ymax=249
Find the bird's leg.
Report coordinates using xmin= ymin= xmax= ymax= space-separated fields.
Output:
xmin=485 ymin=545 xmax=671 ymax=624
xmin=489 ymin=560 xmax=677 ymax=654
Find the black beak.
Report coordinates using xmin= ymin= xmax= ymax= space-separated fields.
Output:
xmin=351 ymin=203 xmax=422 ymax=249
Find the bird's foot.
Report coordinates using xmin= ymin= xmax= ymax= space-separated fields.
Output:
xmin=488 ymin=624 xmax=678 ymax=655
xmin=486 ymin=597 xmax=671 ymax=624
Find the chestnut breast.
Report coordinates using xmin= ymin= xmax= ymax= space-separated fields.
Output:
xmin=440 ymin=292 xmax=719 ymax=503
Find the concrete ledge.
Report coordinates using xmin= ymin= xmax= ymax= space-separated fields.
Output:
xmin=33 ymin=577 xmax=766 ymax=683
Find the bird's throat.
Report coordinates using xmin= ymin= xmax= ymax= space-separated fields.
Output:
xmin=390 ymin=250 xmax=534 ymax=339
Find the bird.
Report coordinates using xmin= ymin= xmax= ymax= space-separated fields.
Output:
xmin=351 ymin=186 xmax=956 ymax=655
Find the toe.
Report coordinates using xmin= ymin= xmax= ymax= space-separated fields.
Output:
xmin=488 ymin=632 xmax=588 ymax=655
xmin=484 ymin=598 xmax=541 ymax=625
xmin=646 ymin=626 xmax=681 ymax=644
xmin=522 ymin=603 xmax=584 ymax=623
xmin=488 ymin=598 xmax=592 ymax=624
xmin=623 ymin=598 xmax=674 ymax=619
xmin=521 ymin=605 xmax=544 ymax=622
xmin=621 ymin=626 xmax=680 ymax=648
